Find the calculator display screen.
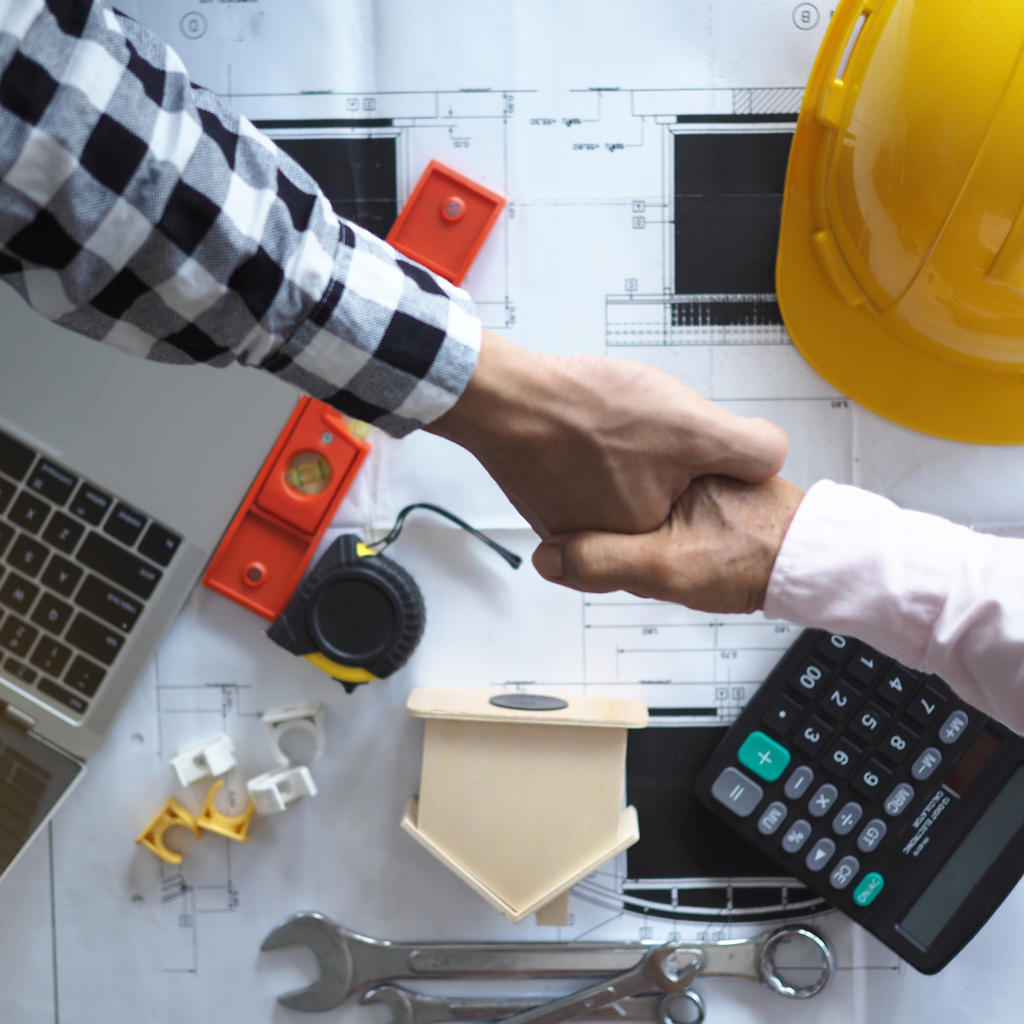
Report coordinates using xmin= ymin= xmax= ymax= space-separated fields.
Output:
xmin=899 ymin=764 xmax=1024 ymax=950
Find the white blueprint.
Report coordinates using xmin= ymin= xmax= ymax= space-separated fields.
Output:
xmin=1 ymin=2 xmax=1023 ymax=1022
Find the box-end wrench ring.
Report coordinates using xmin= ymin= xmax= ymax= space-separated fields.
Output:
xmin=758 ymin=928 xmax=834 ymax=999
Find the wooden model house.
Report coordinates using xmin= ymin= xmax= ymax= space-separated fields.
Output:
xmin=401 ymin=688 xmax=648 ymax=924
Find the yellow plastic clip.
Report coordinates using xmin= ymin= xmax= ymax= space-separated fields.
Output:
xmin=135 ymin=797 xmax=202 ymax=865
xmin=197 ymin=779 xmax=255 ymax=842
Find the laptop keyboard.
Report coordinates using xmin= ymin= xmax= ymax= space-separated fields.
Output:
xmin=0 ymin=428 xmax=181 ymax=720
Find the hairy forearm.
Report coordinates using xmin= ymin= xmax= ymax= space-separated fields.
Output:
xmin=429 ymin=331 xmax=789 ymax=537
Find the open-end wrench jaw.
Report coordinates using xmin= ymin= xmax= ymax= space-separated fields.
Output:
xmin=361 ymin=985 xmax=419 ymax=1024
xmin=260 ymin=912 xmax=354 ymax=1012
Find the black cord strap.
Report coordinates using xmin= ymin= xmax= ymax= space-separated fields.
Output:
xmin=365 ymin=503 xmax=522 ymax=570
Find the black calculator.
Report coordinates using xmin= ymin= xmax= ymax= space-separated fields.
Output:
xmin=695 ymin=628 xmax=1024 ymax=973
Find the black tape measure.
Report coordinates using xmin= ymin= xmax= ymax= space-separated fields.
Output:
xmin=267 ymin=535 xmax=425 ymax=691
xmin=266 ymin=504 xmax=520 ymax=691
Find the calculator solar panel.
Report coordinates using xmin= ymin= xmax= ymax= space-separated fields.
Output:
xmin=0 ymin=428 xmax=181 ymax=720
xmin=696 ymin=628 xmax=1024 ymax=973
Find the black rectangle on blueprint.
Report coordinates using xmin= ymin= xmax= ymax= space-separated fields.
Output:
xmin=674 ymin=132 xmax=793 ymax=296
xmin=274 ymin=136 xmax=398 ymax=240
xmin=671 ymin=297 xmax=784 ymax=327
xmin=626 ymin=725 xmax=781 ymax=881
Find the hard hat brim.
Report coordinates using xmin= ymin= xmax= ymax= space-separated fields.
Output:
xmin=778 ymin=107 xmax=1024 ymax=446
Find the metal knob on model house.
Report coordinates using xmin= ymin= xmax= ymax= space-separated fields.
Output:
xmin=266 ymin=534 xmax=425 ymax=691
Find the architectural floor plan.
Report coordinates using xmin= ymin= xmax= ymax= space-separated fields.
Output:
xmin=1 ymin=2 xmax=1024 ymax=1023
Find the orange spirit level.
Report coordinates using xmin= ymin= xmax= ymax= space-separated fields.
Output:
xmin=203 ymin=397 xmax=370 ymax=620
xmin=386 ymin=160 xmax=506 ymax=286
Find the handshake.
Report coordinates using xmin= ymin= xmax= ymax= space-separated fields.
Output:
xmin=429 ymin=331 xmax=803 ymax=613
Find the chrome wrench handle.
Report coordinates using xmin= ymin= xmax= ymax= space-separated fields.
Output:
xmin=494 ymin=946 xmax=704 ymax=1024
xmin=360 ymin=986 xmax=706 ymax=1024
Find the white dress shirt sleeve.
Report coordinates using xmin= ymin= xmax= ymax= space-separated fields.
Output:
xmin=764 ymin=480 xmax=1024 ymax=733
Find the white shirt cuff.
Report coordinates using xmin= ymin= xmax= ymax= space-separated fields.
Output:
xmin=763 ymin=480 xmax=1024 ymax=729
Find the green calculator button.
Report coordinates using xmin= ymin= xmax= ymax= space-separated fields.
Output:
xmin=737 ymin=730 xmax=791 ymax=782
xmin=853 ymin=871 xmax=885 ymax=906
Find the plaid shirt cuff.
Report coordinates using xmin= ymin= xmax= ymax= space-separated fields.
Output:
xmin=259 ymin=220 xmax=482 ymax=438
xmin=0 ymin=0 xmax=481 ymax=437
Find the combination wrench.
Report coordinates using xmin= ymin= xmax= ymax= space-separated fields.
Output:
xmin=260 ymin=912 xmax=833 ymax=1013
xmin=491 ymin=929 xmax=831 ymax=1024
xmin=361 ymin=984 xmax=707 ymax=1024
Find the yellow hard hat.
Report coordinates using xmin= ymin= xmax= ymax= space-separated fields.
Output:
xmin=777 ymin=0 xmax=1024 ymax=443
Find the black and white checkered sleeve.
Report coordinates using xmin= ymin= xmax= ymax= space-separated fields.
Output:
xmin=0 ymin=0 xmax=481 ymax=437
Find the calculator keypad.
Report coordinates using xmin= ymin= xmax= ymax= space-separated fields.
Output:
xmin=851 ymin=758 xmax=891 ymax=799
xmin=808 ymin=783 xmax=838 ymax=817
xmin=792 ymin=715 xmax=833 ymax=756
xmin=783 ymin=765 xmax=814 ymax=799
xmin=757 ymin=801 xmax=788 ymax=835
xmin=939 ymin=710 xmax=969 ymax=744
xmin=883 ymin=782 xmax=915 ymax=817
xmin=906 ymin=685 xmax=946 ymax=727
xmin=805 ymin=837 xmax=835 ymax=871
xmin=876 ymin=666 xmax=915 ymax=706
xmin=849 ymin=701 xmax=889 ymax=743
xmin=846 ymin=645 xmax=884 ymax=685
xmin=822 ymin=680 xmax=859 ymax=721
xmin=832 ymin=801 xmax=863 ymax=835
xmin=781 ymin=819 xmax=812 ymax=853
xmin=789 ymin=657 xmax=830 ymax=699
xmin=701 ymin=629 xmax=980 ymax=925
xmin=763 ymin=693 xmax=802 ymax=736
xmin=911 ymin=747 xmax=942 ymax=780
xmin=710 ymin=766 xmax=763 ymax=817
xmin=856 ymin=818 xmax=887 ymax=852
xmin=830 ymin=855 xmax=860 ymax=889
xmin=823 ymin=736 xmax=862 ymax=779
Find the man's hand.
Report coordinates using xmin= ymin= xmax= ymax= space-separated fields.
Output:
xmin=427 ymin=331 xmax=788 ymax=537
xmin=531 ymin=475 xmax=805 ymax=613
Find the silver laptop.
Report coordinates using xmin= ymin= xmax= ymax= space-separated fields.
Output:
xmin=0 ymin=286 xmax=299 ymax=882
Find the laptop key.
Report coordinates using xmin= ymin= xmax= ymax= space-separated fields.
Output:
xmin=40 ymin=555 xmax=82 ymax=597
xmin=7 ymin=534 xmax=47 ymax=578
xmin=41 ymin=512 xmax=84 ymax=555
xmin=0 ymin=802 xmax=29 ymax=837
xmin=75 ymin=575 xmax=141 ymax=633
xmin=7 ymin=492 xmax=50 ymax=534
xmin=0 ymin=616 xmax=38 ymax=657
xmin=68 ymin=483 xmax=112 ymax=526
xmin=104 ymin=503 xmax=147 ymax=547
xmin=4 ymin=748 xmax=50 ymax=780
xmin=64 ymin=655 xmax=105 ymax=697
xmin=0 ymin=430 xmax=34 ymax=482
xmin=0 ymin=779 xmax=35 ymax=819
xmin=29 ymin=637 xmax=71 ymax=677
xmin=65 ymin=613 xmax=123 ymax=666
xmin=11 ymin=768 xmax=45 ymax=801
xmin=30 ymin=593 xmax=73 ymax=634
xmin=0 ymin=523 xmax=12 ymax=559
xmin=78 ymin=532 xmax=161 ymax=599
xmin=2 ymin=657 xmax=37 ymax=685
xmin=37 ymin=677 xmax=87 ymax=715
xmin=0 ymin=573 xmax=39 ymax=614
xmin=138 ymin=523 xmax=181 ymax=567
xmin=0 ymin=477 xmax=14 ymax=517
xmin=25 ymin=460 xmax=77 ymax=506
